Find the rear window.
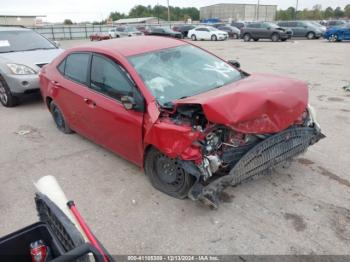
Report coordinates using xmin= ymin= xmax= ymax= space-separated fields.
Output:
xmin=64 ymin=53 xmax=90 ymax=84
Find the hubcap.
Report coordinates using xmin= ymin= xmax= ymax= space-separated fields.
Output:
xmin=155 ymin=155 xmax=185 ymax=190
xmin=0 ymin=82 xmax=8 ymax=104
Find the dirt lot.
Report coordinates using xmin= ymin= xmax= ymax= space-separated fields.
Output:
xmin=0 ymin=38 xmax=350 ymax=255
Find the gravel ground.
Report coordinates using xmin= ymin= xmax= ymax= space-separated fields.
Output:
xmin=0 ymin=37 xmax=350 ymax=255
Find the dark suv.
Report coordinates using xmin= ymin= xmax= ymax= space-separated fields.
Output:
xmin=277 ymin=21 xmax=322 ymax=39
xmin=241 ymin=22 xmax=292 ymax=42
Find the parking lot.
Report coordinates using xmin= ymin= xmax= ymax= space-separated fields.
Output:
xmin=0 ymin=38 xmax=350 ymax=255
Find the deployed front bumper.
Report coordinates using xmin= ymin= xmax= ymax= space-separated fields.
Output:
xmin=188 ymin=126 xmax=325 ymax=208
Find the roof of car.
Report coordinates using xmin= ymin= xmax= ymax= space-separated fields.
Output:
xmin=0 ymin=26 xmax=31 ymax=32
xmin=72 ymin=36 xmax=188 ymax=57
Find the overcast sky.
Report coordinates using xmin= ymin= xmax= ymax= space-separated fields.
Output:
xmin=1 ymin=0 xmax=349 ymax=22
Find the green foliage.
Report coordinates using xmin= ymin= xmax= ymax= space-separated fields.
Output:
xmin=277 ymin=5 xmax=349 ymax=20
xmin=108 ymin=4 xmax=199 ymax=21
xmin=63 ymin=19 xmax=73 ymax=25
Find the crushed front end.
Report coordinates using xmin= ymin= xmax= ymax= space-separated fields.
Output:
xmin=149 ymin=103 xmax=324 ymax=209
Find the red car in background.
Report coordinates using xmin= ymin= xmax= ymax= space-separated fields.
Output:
xmin=89 ymin=32 xmax=111 ymax=41
xmin=39 ymin=37 xmax=324 ymax=208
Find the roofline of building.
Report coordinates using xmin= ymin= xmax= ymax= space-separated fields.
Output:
xmin=200 ymin=3 xmax=277 ymax=9
xmin=0 ymin=14 xmax=46 ymax=17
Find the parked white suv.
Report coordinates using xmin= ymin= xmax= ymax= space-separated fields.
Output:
xmin=189 ymin=26 xmax=229 ymax=41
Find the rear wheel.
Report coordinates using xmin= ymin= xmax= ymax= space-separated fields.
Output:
xmin=50 ymin=101 xmax=73 ymax=134
xmin=211 ymin=34 xmax=217 ymax=41
xmin=191 ymin=34 xmax=197 ymax=41
xmin=144 ymin=148 xmax=194 ymax=199
xmin=307 ymin=32 xmax=315 ymax=39
xmin=243 ymin=33 xmax=251 ymax=42
xmin=0 ymin=75 xmax=19 ymax=107
xmin=271 ymin=33 xmax=280 ymax=42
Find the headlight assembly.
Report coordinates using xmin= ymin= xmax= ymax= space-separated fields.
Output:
xmin=7 ymin=63 xmax=36 ymax=75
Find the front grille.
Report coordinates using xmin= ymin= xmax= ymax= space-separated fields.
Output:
xmin=228 ymin=127 xmax=317 ymax=185
xmin=36 ymin=63 xmax=48 ymax=68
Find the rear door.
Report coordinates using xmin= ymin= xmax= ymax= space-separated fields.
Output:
xmin=53 ymin=52 xmax=97 ymax=139
xmin=86 ymin=53 xmax=144 ymax=165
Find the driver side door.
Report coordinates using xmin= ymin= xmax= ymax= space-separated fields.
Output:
xmin=86 ymin=53 xmax=145 ymax=165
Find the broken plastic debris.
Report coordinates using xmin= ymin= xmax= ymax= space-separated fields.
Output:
xmin=16 ymin=130 xmax=31 ymax=136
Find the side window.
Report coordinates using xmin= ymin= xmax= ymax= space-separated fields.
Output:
xmin=57 ymin=59 xmax=66 ymax=75
xmin=248 ymin=23 xmax=260 ymax=28
xmin=64 ymin=53 xmax=90 ymax=84
xmin=90 ymin=55 xmax=133 ymax=101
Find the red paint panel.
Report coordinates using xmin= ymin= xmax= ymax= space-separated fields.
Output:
xmin=144 ymin=119 xmax=202 ymax=162
xmin=175 ymin=73 xmax=308 ymax=134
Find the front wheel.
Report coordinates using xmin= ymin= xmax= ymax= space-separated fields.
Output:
xmin=0 ymin=75 xmax=19 ymax=107
xmin=191 ymin=34 xmax=197 ymax=41
xmin=50 ymin=101 xmax=73 ymax=134
xmin=232 ymin=33 xmax=239 ymax=39
xmin=211 ymin=34 xmax=217 ymax=41
xmin=329 ymin=34 xmax=339 ymax=42
xmin=144 ymin=148 xmax=195 ymax=199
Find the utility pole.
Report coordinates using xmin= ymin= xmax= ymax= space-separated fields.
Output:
xmin=167 ymin=0 xmax=170 ymax=22
xmin=157 ymin=1 xmax=160 ymax=24
xmin=257 ymin=0 xmax=260 ymax=21
xmin=295 ymin=0 xmax=299 ymax=19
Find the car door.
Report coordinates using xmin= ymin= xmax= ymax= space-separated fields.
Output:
xmin=53 ymin=52 xmax=97 ymax=139
xmin=86 ymin=53 xmax=144 ymax=165
xmin=255 ymin=23 xmax=266 ymax=38
xmin=202 ymin=28 xmax=211 ymax=39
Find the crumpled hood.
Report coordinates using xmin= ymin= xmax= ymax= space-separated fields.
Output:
xmin=174 ymin=73 xmax=308 ymax=134
xmin=0 ymin=48 xmax=64 ymax=71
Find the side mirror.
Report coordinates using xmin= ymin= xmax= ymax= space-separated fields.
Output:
xmin=227 ymin=60 xmax=241 ymax=69
xmin=121 ymin=96 xmax=136 ymax=110
xmin=53 ymin=41 xmax=61 ymax=47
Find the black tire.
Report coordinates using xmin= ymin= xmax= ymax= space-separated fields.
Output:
xmin=281 ymin=38 xmax=288 ymax=42
xmin=211 ymin=34 xmax=217 ymax=41
xmin=271 ymin=33 xmax=280 ymax=42
xmin=0 ymin=75 xmax=19 ymax=107
xmin=307 ymin=32 xmax=315 ymax=40
xmin=243 ymin=33 xmax=251 ymax=42
xmin=144 ymin=147 xmax=195 ymax=199
xmin=191 ymin=34 xmax=197 ymax=41
xmin=253 ymin=38 xmax=259 ymax=42
xmin=50 ymin=101 xmax=73 ymax=134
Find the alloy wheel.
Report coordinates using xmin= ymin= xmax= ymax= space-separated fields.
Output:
xmin=0 ymin=81 xmax=8 ymax=105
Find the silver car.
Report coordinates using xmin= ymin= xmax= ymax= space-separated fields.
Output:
xmin=0 ymin=27 xmax=63 ymax=107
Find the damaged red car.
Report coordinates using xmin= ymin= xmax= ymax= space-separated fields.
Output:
xmin=39 ymin=37 xmax=324 ymax=208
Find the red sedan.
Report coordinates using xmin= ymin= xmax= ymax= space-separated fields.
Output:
xmin=39 ymin=37 xmax=324 ymax=208
xmin=89 ymin=33 xmax=111 ymax=41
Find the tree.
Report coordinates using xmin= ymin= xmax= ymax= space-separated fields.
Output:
xmin=344 ymin=4 xmax=350 ymax=18
xmin=109 ymin=11 xmax=126 ymax=21
xmin=324 ymin=7 xmax=334 ymax=19
xmin=334 ymin=6 xmax=344 ymax=18
xmin=63 ymin=19 xmax=73 ymax=25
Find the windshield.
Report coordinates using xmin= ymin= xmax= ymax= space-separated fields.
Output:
xmin=129 ymin=45 xmax=242 ymax=105
xmin=0 ymin=30 xmax=56 ymax=53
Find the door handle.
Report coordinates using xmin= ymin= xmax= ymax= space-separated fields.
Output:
xmin=84 ymin=98 xmax=97 ymax=108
